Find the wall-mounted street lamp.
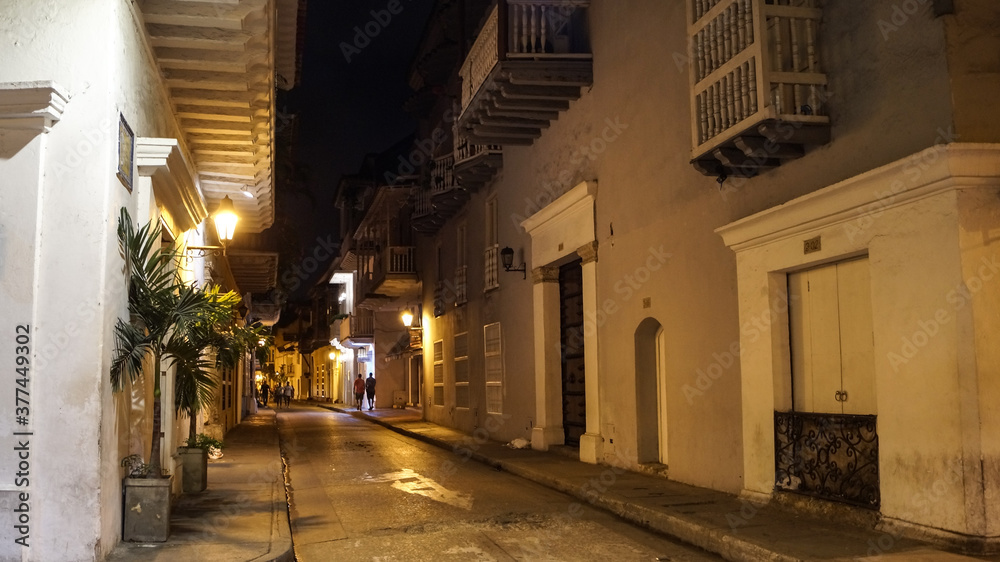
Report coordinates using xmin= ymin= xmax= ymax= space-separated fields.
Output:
xmin=185 ymin=195 xmax=239 ymax=257
xmin=500 ymin=246 xmax=526 ymax=279
xmin=401 ymin=309 xmax=414 ymax=327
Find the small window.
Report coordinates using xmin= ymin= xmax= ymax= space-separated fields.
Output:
xmin=433 ymin=340 xmax=445 ymax=406
xmin=455 ymin=332 xmax=469 ymax=408
xmin=484 ymin=322 xmax=503 ymax=414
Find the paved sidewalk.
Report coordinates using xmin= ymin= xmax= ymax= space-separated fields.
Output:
xmin=107 ymin=409 xmax=293 ymax=562
xmin=319 ymin=403 xmax=993 ymax=562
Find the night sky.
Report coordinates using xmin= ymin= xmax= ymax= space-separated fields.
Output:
xmin=277 ymin=0 xmax=435 ymax=301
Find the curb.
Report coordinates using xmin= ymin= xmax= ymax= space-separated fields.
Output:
xmin=257 ymin=411 xmax=296 ymax=562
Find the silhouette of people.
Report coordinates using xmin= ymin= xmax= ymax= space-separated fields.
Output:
xmin=353 ymin=374 xmax=365 ymax=411
xmin=365 ymin=373 xmax=376 ymax=410
xmin=260 ymin=381 xmax=270 ymax=407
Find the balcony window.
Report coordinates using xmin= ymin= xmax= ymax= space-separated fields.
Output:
xmin=688 ymin=0 xmax=829 ymax=178
xmin=457 ymin=1 xmax=593 ymax=147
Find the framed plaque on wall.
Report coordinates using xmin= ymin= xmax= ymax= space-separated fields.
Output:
xmin=117 ymin=113 xmax=135 ymax=192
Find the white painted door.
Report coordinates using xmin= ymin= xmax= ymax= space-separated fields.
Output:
xmin=655 ymin=327 xmax=668 ymax=465
xmin=788 ymin=258 xmax=876 ymax=415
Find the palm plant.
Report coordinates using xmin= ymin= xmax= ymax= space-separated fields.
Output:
xmin=174 ymin=288 xmax=267 ymax=445
xmin=111 ymin=208 xmax=220 ymax=478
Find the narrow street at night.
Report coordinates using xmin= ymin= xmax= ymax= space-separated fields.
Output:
xmin=276 ymin=404 xmax=720 ymax=561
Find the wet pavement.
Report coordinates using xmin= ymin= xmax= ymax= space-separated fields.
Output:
xmin=277 ymin=404 xmax=719 ymax=561
xmin=106 ymin=402 xmax=1000 ymax=561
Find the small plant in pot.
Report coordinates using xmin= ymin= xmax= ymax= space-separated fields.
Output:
xmin=176 ymin=434 xmax=225 ymax=493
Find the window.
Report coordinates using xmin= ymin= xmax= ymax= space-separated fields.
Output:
xmin=484 ymin=322 xmax=503 ymax=414
xmin=454 ymin=309 xmax=469 ymax=408
xmin=456 ymin=223 xmax=468 ymax=305
xmin=788 ymin=258 xmax=875 ymax=415
xmin=484 ymin=197 xmax=500 ymax=291
xmin=687 ymin=0 xmax=829 ymax=177
xmin=433 ymin=340 xmax=444 ymax=406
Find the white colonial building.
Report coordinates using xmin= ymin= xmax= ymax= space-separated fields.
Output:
xmin=0 ymin=0 xmax=299 ymax=558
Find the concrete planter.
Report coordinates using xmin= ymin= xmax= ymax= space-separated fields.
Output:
xmin=122 ymin=476 xmax=172 ymax=542
xmin=177 ymin=447 xmax=208 ymax=493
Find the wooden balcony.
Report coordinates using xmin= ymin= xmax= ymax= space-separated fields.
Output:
xmin=688 ymin=0 xmax=830 ymax=178
xmin=457 ymin=1 xmax=592 ymax=146
xmin=454 ymin=135 xmax=503 ymax=191
xmin=362 ymin=245 xmax=420 ymax=300
xmin=342 ymin=312 xmax=374 ymax=340
xmin=412 ymin=154 xmax=489 ymax=235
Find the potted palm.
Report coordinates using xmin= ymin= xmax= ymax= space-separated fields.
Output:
xmin=174 ymin=297 xmax=266 ymax=493
xmin=111 ymin=208 xmax=220 ymax=541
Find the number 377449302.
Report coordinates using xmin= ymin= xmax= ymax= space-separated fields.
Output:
xmin=15 ymin=325 xmax=30 ymax=424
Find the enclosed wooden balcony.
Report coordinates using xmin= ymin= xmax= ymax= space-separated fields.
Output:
xmin=688 ymin=0 xmax=830 ymax=178
xmin=358 ymin=245 xmax=420 ymax=304
xmin=457 ymin=0 xmax=593 ymax=146
xmin=412 ymin=153 xmax=494 ymax=235
xmin=454 ymin=135 xmax=502 ymax=191
xmin=333 ymin=311 xmax=374 ymax=342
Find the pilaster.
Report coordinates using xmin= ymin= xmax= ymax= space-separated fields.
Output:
xmin=531 ymin=266 xmax=564 ymax=450
xmin=577 ymin=241 xmax=603 ymax=464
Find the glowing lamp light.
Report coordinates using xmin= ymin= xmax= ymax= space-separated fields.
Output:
xmin=328 ymin=351 xmax=337 ymax=360
xmin=213 ymin=195 xmax=239 ymax=242
xmin=401 ymin=310 xmax=414 ymax=327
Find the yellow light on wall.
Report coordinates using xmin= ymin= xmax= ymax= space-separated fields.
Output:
xmin=401 ymin=310 xmax=414 ymax=327
xmin=328 ymin=351 xmax=337 ymax=360
xmin=213 ymin=195 xmax=238 ymax=242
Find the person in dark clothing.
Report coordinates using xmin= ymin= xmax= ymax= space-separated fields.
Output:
xmin=365 ymin=373 xmax=376 ymax=410
xmin=260 ymin=381 xmax=270 ymax=406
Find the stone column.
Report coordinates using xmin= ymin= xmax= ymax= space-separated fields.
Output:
xmin=530 ymin=265 xmax=564 ymax=450
xmin=577 ymin=241 xmax=604 ymax=463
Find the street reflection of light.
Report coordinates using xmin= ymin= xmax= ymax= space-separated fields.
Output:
xmin=364 ymin=469 xmax=473 ymax=510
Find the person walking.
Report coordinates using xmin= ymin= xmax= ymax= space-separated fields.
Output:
xmin=353 ymin=374 xmax=365 ymax=411
xmin=260 ymin=380 xmax=270 ymax=407
xmin=365 ymin=373 xmax=376 ymax=411
xmin=283 ymin=381 xmax=294 ymax=407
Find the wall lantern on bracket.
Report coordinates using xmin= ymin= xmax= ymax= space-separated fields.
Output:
xmin=500 ymin=246 xmax=526 ymax=279
xmin=185 ymin=195 xmax=239 ymax=257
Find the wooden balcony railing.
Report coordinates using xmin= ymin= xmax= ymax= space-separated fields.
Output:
xmin=689 ymin=0 xmax=829 ymax=177
xmin=455 ymin=136 xmax=502 ymax=166
xmin=342 ymin=312 xmax=373 ymax=339
xmin=458 ymin=1 xmax=592 ymax=146
xmin=432 ymin=155 xmax=458 ymax=193
xmin=455 ymin=265 xmax=468 ymax=305
xmin=412 ymin=187 xmax=433 ymax=217
xmin=381 ymin=245 xmax=416 ymax=275
xmin=461 ymin=4 xmax=502 ymax=113
xmin=484 ymin=244 xmax=500 ymax=291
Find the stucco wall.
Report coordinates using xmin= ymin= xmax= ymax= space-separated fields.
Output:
xmin=418 ymin=0 xmax=968 ymax=496
xmin=0 ymin=0 xmax=196 ymax=558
